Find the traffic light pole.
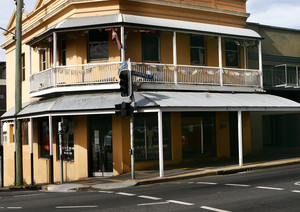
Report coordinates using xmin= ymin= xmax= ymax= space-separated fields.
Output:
xmin=129 ymin=62 xmax=135 ymax=180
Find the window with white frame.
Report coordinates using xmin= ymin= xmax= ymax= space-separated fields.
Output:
xmin=88 ymin=29 xmax=109 ymax=61
xmin=225 ymin=39 xmax=239 ymax=67
xmin=142 ymin=32 xmax=160 ymax=62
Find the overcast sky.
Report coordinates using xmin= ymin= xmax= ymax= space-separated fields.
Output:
xmin=0 ymin=0 xmax=300 ymax=61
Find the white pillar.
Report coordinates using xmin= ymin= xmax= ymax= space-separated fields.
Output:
xmin=243 ymin=46 xmax=247 ymax=69
xmin=121 ymin=26 xmax=125 ymax=63
xmin=218 ymin=36 xmax=223 ymax=86
xmin=238 ymin=111 xmax=243 ymax=166
xmin=29 ymin=46 xmax=32 ymax=76
xmin=173 ymin=31 xmax=178 ymax=84
xmin=53 ymin=32 xmax=57 ymax=87
xmin=258 ymin=40 xmax=263 ymax=88
xmin=158 ymin=110 xmax=164 ymax=177
xmin=49 ymin=116 xmax=53 ymax=157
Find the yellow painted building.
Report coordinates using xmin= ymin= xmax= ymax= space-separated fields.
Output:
xmin=1 ymin=0 xmax=299 ymax=187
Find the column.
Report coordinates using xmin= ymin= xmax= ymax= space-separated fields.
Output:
xmin=218 ymin=36 xmax=223 ymax=86
xmin=53 ymin=32 xmax=57 ymax=87
xmin=121 ymin=26 xmax=125 ymax=63
xmin=258 ymin=40 xmax=263 ymax=88
xmin=49 ymin=116 xmax=54 ymax=184
xmin=30 ymin=118 xmax=34 ymax=185
xmin=158 ymin=110 xmax=164 ymax=177
xmin=238 ymin=111 xmax=243 ymax=166
xmin=173 ymin=31 xmax=178 ymax=84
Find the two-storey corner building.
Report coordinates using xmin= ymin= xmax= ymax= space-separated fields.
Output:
xmin=1 ymin=0 xmax=300 ymax=186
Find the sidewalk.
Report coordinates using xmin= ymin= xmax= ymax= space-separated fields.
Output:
xmin=44 ymin=157 xmax=300 ymax=192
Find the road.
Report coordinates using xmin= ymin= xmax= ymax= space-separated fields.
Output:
xmin=1 ymin=164 xmax=300 ymax=211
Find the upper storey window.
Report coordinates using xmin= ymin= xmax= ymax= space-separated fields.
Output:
xmin=190 ymin=35 xmax=206 ymax=65
xmin=39 ymin=48 xmax=52 ymax=71
xmin=142 ymin=32 xmax=160 ymax=62
xmin=225 ymin=39 xmax=239 ymax=67
xmin=88 ymin=29 xmax=109 ymax=61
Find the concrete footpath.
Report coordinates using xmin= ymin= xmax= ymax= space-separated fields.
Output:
xmin=43 ymin=157 xmax=300 ymax=192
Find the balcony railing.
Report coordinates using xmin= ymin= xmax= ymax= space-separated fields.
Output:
xmin=264 ymin=64 xmax=300 ymax=88
xmin=30 ymin=61 xmax=262 ymax=94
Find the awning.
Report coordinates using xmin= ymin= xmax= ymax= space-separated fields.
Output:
xmin=1 ymin=92 xmax=300 ymax=120
xmin=27 ymin=14 xmax=261 ymax=45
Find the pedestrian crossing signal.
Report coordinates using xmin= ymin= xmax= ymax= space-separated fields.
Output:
xmin=119 ymin=70 xmax=132 ymax=97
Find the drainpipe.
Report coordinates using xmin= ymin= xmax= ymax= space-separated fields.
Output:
xmin=218 ymin=36 xmax=223 ymax=86
xmin=173 ymin=31 xmax=177 ymax=84
xmin=30 ymin=118 xmax=34 ymax=185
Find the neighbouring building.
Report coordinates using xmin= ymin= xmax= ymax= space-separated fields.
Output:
xmin=247 ymin=23 xmax=300 ymax=154
xmin=1 ymin=0 xmax=300 ymax=186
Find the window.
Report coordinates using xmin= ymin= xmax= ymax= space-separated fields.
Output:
xmin=225 ymin=39 xmax=239 ymax=67
xmin=134 ymin=113 xmax=171 ymax=161
xmin=39 ymin=118 xmax=50 ymax=158
xmin=190 ymin=35 xmax=206 ymax=65
xmin=88 ymin=29 xmax=108 ymax=61
xmin=9 ymin=124 xmax=14 ymax=143
xmin=39 ymin=48 xmax=53 ymax=71
xmin=142 ymin=32 xmax=160 ymax=62
xmin=61 ymin=37 xmax=66 ymax=66
xmin=60 ymin=117 xmax=74 ymax=161
xmin=21 ymin=53 xmax=25 ymax=81
xmin=23 ymin=122 xmax=28 ymax=145
xmin=2 ymin=123 xmax=7 ymax=143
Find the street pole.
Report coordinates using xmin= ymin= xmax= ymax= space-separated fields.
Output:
xmin=14 ymin=0 xmax=23 ymax=186
xmin=58 ymin=120 xmax=63 ymax=184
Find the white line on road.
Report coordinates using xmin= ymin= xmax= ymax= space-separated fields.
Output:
xmin=201 ymin=206 xmax=231 ymax=212
xmin=225 ymin=183 xmax=250 ymax=187
xmin=256 ymin=186 xmax=284 ymax=191
xmin=294 ymin=182 xmax=300 ymax=186
xmin=291 ymin=190 xmax=300 ymax=193
xmin=168 ymin=200 xmax=195 ymax=206
xmin=56 ymin=205 xmax=98 ymax=209
xmin=196 ymin=182 xmax=217 ymax=185
xmin=138 ymin=202 xmax=169 ymax=206
xmin=99 ymin=191 xmax=114 ymax=194
xmin=6 ymin=207 xmax=22 ymax=209
xmin=138 ymin=195 xmax=162 ymax=200
xmin=14 ymin=193 xmax=45 ymax=198
xmin=116 ymin=192 xmax=136 ymax=196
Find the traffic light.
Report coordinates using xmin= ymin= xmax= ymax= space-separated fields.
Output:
xmin=115 ymin=102 xmax=132 ymax=117
xmin=119 ymin=69 xmax=132 ymax=97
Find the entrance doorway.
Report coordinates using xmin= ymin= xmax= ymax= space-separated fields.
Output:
xmin=89 ymin=115 xmax=112 ymax=177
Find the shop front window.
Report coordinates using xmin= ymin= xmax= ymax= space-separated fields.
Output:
xmin=134 ymin=113 xmax=171 ymax=161
xmin=40 ymin=118 xmax=50 ymax=158
xmin=61 ymin=117 xmax=74 ymax=161
xmin=181 ymin=112 xmax=216 ymax=158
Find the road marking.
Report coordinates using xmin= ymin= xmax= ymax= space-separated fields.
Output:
xmin=99 ymin=191 xmax=114 ymax=194
xmin=138 ymin=195 xmax=162 ymax=200
xmin=291 ymin=190 xmax=300 ymax=193
xmin=56 ymin=205 xmax=98 ymax=209
xmin=6 ymin=207 xmax=22 ymax=209
xmin=201 ymin=206 xmax=231 ymax=212
xmin=256 ymin=186 xmax=284 ymax=191
xmin=196 ymin=182 xmax=217 ymax=185
xmin=168 ymin=200 xmax=194 ymax=206
xmin=138 ymin=202 xmax=169 ymax=206
xmin=225 ymin=183 xmax=250 ymax=187
xmin=14 ymin=193 xmax=45 ymax=198
xmin=294 ymin=182 xmax=300 ymax=186
xmin=116 ymin=192 xmax=136 ymax=196
xmin=188 ymin=182 xmax=195 ymax=184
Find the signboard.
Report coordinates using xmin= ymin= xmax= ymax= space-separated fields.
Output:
xmin=118 ymin=59 xmax=129 ymax=74
xmin=132 ymin=71 xmax=153 ymax=80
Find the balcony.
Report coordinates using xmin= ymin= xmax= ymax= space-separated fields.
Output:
xmin=264 ymin=64 xmax=300 ymax=89
xmin=29 ymin=61 xmax=262 ymax=97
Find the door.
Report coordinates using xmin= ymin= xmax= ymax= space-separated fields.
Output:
xmin=89 ymin=116 xmax=113 ymax=177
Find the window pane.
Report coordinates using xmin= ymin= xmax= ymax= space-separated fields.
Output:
xmin=190 ymin=35 xmax=204 ymax=47
xmin=226 ymin=51 xmax=238 ymax=67
xmin=190 ymin=35 xmax=205 ymax=65
xmin=89 ymin=30 xmax=108 ymax=60
xmin=40 ymin=118 xmax=50 ymax=158
xmin=142 ymin=33 xmax=159 ymax=62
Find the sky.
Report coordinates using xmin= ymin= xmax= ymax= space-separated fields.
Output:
xmin=0 ymin=0 xmax=300 ymax=61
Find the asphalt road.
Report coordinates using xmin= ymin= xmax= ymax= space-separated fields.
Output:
xmin=1 ymin=164 xmax=300 ymax=211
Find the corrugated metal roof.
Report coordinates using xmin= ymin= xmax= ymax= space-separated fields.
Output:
xmin=1 ymin=92 xmax=300 ymax=120
xmin=54 ymin=14 xmax=261 ymax=39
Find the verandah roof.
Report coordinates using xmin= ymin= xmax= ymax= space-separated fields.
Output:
xmin=2 ymin=92 xmax=300 ymax=121
xmin=27 ymin=14 xmax=261 ymax=45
